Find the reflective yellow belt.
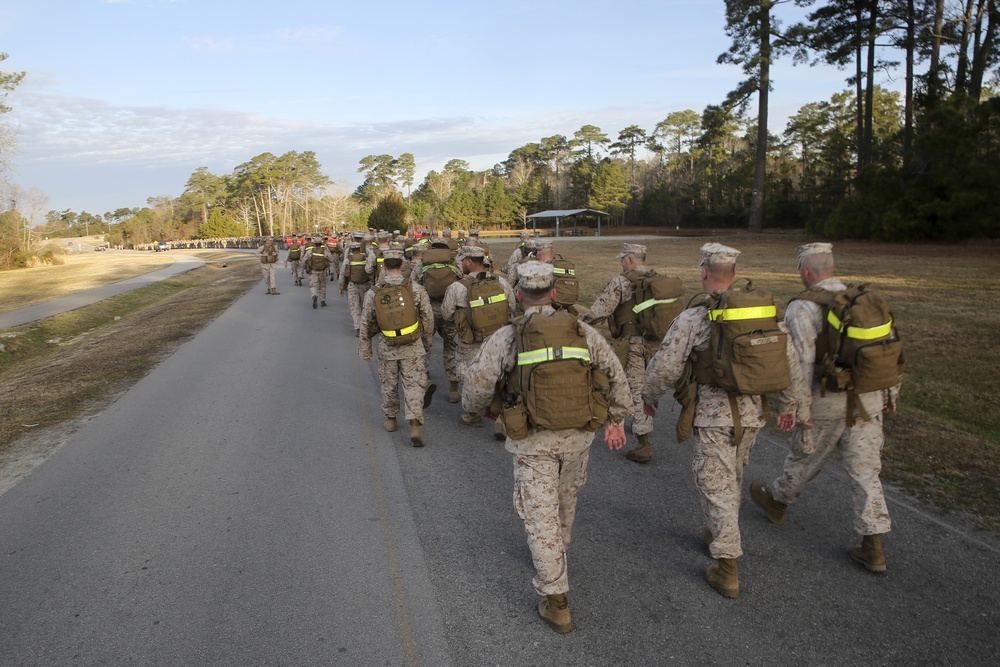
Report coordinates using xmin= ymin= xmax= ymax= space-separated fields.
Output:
xmin=470 ymin=293 xmax=507 ymax=308
xmin=708 ymin=306 xmax=776 ymax=321
xmin=383 ymin=321 xmax=420 ymax=338
xmin=552 ymin=267 xmax=575 ymax=276
xmin=517 ymin=346 xmax=591 ymax=366
xmin=633 ymin=297 xmax=677 ymax=314
xmin=828 ymin=311 xmax=893 ymax=340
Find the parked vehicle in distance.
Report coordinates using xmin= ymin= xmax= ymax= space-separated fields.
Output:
xmin=94 ymin=244 xmax=107 ymax=251
xmin=154 ymin=241 xmax=169 ymax=252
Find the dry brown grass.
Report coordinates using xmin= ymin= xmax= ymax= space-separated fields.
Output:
xmin=2 ymin=235 xmax=999 ymax=532
xmin=488 ymin=232 xmax=1000 ymax=532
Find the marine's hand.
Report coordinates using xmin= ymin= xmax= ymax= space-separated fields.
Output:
xmin=643 ymin=402 xmax=657 ymax=418
xmin=777 ymin=412 xmax=796 ymax=432
xmin=604 ymin=422 xmax=626 ymax=450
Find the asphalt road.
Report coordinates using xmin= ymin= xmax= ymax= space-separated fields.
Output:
xmin=1 ymin=267 xmax=998 ymax=666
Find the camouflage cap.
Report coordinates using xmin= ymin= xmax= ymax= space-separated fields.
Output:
xmin=796 ymin=242 xmax=833 ymax=260
xmin=442 ymin=228 xmax=453 ymax=237
xmin=617 ymin=242 xmax=646 ymax=259
xmin=699 ymin=242 xmax=741 ymax=266
xmin=469 ymin=228 xmax=480 ymax=237
xmin=519 ymin=230 xmax=530 ymax=239
xmin=534 ymin=239 xmax=552 ymax=251
xmin=349 ymin=241 xmax=362 ymax=249
xmin=382 ymin=248 xmax=405 ymax=260
xmin=460 ymin=245 xmax=485 ymax=259
xmin=518 ymin=260 xmax=554 ymax=290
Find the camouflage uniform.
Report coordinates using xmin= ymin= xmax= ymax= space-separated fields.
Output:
xmin=411 ymin=256 xmax=460 ymax=384
xmin=586 ymin=267 xmax=659 ymax=439
xmin=302 ymin=244 xmax=331 ymax=304
xmin=462 ymin=303 xmax=631 ymax=597
xmin=440 ymin=270 xmax=516 ymax=380
xmin=286 ymin=245 xmax=304 ymax=285
xmin=258 ymin=241 xmax=280 ymax=292
xmin=359 ymin=274 xmax=435 ymax=424
xmin=340 ymin=245 xmax=371 ymax=333
xmin=642 ymin=306 xmax=804 ymax=560
xmin=767 ymin=276 xmax=893 ymax=537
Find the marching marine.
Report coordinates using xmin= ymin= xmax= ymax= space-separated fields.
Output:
xmin=258 ymin=236 xmax=280 ymax=295
xmin=285 ymin=235 xmax=304 ymax=286
xmin=302 ymin=236 xmax=332 ymax=309
xmin=340 ymin=235 xmax=372 ymax=335
xmin=641 ymin=243 xmax=805 ymax=599
xmin=441 ymin=245 xmax=516 ymax=431
xmin=749 ymin=242 xmax=899 ymax=573
xmin=359 ymin=248 xmax=436 ymax=447
xmin=461 ymin=261 xmax=631 ymax=634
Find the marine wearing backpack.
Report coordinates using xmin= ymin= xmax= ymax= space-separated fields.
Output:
xmin=373 ymin=279 xmax=423 ymax=346
xmin=421 ymin=246 xmax=461 ymax=299
xmin=455 ymin=273 xmax=510 ymax=344
xmin=793 ymin=282 xmax=903 ymax=423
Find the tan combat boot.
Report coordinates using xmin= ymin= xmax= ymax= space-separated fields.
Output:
xmin=460 ymin=412 xmax=483 ymax=427
xmin=537 ymin=593 xmax=573 ymax=634
xmin=493 ymin=419 xmax=506 ymax=442
xmin=410 ymin=420 xmax=425 ymax=447
xmin=449 ymin=380 xmax=460 ymax=403
xmin=850 ymin=534 xmax=887 ymax=573
xmin=625 ymin=433 xmax=652 ymax=463
xmin=706 ymin=558 xmax=739 ymax=598
xmin=271 ymin=289 xmax=279 ymax=295
xmin=423 ymin=383 xmax=437 ymax=409
xmin=384 ymin=417 xmax=396 ymax=433
xmin=750 ymin=481 xmax=788 ymax=525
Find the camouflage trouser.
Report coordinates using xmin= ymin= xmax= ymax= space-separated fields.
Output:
xmin=308 ymin=269 xmax=327 ymax=301
xmin=288 ymin=260 xmax=303 ymax=283
xmin=348 ymin=281 xmax=371 ymax=331
xmin=430 ymin=300 xmax=459 ymax=382
xmin=378 ymin=353 xmax=428 ymax=423
xmin=771 ymin=410 xmax=891 ymax=537
xmin=625 ymin=337 xmax=657 ymax=437
xmin=512 ymin=449 xmax=590 ymax=596
xmin=693 ymin=425 xmax=760 ymax=560
xmin=456 ymin=340 xmax=483 ymax=383
xmin=328 ymin=255 xmax=341 ymax=282
xmin=260 ymin=263 xmax=277 ymax=290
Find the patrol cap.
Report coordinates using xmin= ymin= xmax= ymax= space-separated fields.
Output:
xmin=519 ymin=230 xmax=529 ymax=239
xmin=617 ymin=242 xmax=646 ymax=259
xmin=524 ymin=238 xmax=539 ymax=251
xmin=442 ymin=228 xmax=452 ymax=237
xmin=469 ymin=228 xmax=480 ymax=237
xmin=518 ymin=260 xmax=554 ymax=290
xmin=382 ymin=248 xmax=405 ymax=260
xmin=699 ymin=242 xmax=741 ymax=266
xmin=349 ymin=241 xmax=362 ymax=249
xmin=534 ymin=239 xmax=552 ymax=251
xmin=796 ymin=242 xmax=833 ymax=260
xmin=460 ymin=245 xmax=485 ymax=259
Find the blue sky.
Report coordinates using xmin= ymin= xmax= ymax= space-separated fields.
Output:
xmin=2 ymin=0 xmax=864 ymax=217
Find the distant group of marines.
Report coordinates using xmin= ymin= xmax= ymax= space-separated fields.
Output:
xmin=258 ymin=229 xmax=904 ymax=635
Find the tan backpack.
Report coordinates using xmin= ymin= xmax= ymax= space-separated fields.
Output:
xmin=551 ymin=255 xmax=579 ymax=307
xmin=631 ymin=272 xmax=684 ymax=342
xmin=455 ymin=274 xmax=510 ymax=344
xmin=693 ymin=279 xmax=791 ymax=395
xmin=308 ymin=247 xmax=330 ymax=272
xmin=421 ymin=247 xmax=461 ymax=299
xmin=373 ymin=281 xmax=422 ymax=346
xmin=501 ymin=310 xmax=609 ymax=439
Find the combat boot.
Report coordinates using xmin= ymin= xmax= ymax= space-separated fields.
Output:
xmin=265 ymin=288 xmax=272 ymax=294
xmin=850 ymin=534 xmax=887 ymax=573
xmin=271 ymin=289 xmax=279 ymax=295
xmin=537 ymin=593 xmax=572 ymax=634
xmin=750 ymin=481 xmax=788 ymax=525
xmin=625 ymin=433 xmax=652 ymax=463
xmin=384 ymin=417 xmax=396 ymax=433
xmin=423 ymin=383 xmax=437 ymax=408
xmin=706 ymin=558 xmax=739 ymax=598
xmin=321 ymin=300 xmax=326 ymax=307
xmin=460 ymin=412 xmax=483 ymax=427
xmin=449 ymin=380 xmax=460 ymax=403
xmin=493 ymin=419 xmax=506 ymax=442
xmin=410 ymin=420 xmax=425 ymax=447
xmin=312 ymin=295 xmax=318 ymax=309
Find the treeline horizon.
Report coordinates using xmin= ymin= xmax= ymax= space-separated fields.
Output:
xmin=4 ymin=0 xmax=999 ymax=266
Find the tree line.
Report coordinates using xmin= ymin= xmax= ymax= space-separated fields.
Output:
xmin=2 ymin=1 xmax=999 ymax=268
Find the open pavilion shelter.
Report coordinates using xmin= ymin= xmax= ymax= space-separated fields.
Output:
xmin=525 ymin=209 xmax=610 ymax=237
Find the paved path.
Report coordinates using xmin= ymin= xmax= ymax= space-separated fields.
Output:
xmin=1 ymin=265 xmax=998 ymax=665
xmin=0 ymin=253 xmax=207 ymax=330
